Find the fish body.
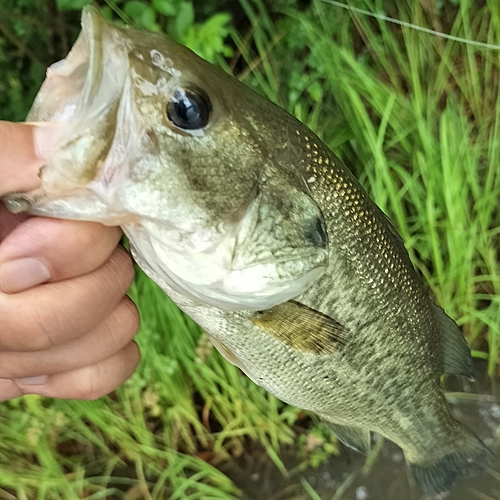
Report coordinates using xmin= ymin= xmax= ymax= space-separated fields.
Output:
xmin=3 ymin=7 xmax=493 ymax=496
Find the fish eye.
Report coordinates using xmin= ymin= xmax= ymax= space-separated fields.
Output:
xmin=167 ymin=88 xmax=211 ymax=131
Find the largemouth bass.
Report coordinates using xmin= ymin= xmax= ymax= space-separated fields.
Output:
xmin=3 ymin=6 xmax=494 ymax=496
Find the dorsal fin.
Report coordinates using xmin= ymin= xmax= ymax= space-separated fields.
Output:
xmin=434 ymin=305 xmax=474 ymax=380
xmin=250 ymin=300 xmax=347 ymax=355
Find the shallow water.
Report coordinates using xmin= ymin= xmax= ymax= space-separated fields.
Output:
xmin=222 ymin=360 xmax=500 ymax=500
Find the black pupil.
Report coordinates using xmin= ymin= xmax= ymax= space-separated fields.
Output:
xmin=167 ymin=89 xmax=210 ymax=130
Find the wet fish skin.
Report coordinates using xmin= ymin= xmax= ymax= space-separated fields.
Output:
xmin=2 ymin=7 xmax=493 ymax=496
xmin=167 ymin=128 xmax=491 ymax=495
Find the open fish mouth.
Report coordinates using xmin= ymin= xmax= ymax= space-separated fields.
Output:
xmin=28 ymin=6 xmax=128 ymax=193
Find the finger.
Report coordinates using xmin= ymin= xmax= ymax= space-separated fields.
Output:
xmin=0 ymin=203 xmax=30 ymax=241
xmin=14 ymin=341 xmax=140 ymax=400
xmin=0 ymin=297 xmax=139 ymax=379
xmin=0 ymin=216 xmax=122 ymax=292
xmin=0 ymin=379 xmax=23 ymax=401
xmin=0 ymin=122 xmax=44 ymax=196
xmin=0 ymin=246 xmax=134 ymax=352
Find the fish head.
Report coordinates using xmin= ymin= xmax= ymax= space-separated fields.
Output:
xmin=9 ymin=6 xmax=329 ymax=310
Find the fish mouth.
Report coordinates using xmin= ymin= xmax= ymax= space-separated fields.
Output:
xmin=28 ymin=6 xmax=128 ymax=193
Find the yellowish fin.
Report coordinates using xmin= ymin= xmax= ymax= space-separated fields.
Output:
xmin=250 ymin=300 xmax=347 ymax=355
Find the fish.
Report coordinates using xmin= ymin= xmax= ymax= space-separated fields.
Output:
xmin=3 ymin=6 xmax=494 ymax=497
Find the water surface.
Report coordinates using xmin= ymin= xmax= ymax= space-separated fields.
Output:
xmin=221 ymin=360 xmax=500 ymax=500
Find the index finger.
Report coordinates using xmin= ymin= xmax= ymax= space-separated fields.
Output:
xmin=0 ymin=122 xmax=43 ymax=196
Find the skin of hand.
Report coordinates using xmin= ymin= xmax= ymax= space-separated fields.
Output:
xmin=0 ymin=121 xmax=140 ymax=400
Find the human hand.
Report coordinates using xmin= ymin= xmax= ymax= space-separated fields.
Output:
xmin=0 ymin=121 xmax=140 ymax=400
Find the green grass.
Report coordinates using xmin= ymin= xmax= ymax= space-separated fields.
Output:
xmin=1 ymin=0 xmax=500 ymax=498
xmin=235 ymin=0 xmax=500 ymax=366
xmin=303 ymin=0 xmax=500 ymax=375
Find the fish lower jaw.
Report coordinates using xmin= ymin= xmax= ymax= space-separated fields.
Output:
xmin=129 ymin=235 xmax=326 ymax=312
xmin=142 ymin=257 xmax=326 ymax=311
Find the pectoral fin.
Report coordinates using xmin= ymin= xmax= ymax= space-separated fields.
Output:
xmin=322 ymin=421 xmax=371 ymax=453
xmin=250 ymin=300 xmax=347 ymax=355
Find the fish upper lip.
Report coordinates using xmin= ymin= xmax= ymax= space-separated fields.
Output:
xmin=79 ymin=6 xmax=106 ymax=113
xmin=26 ymin=6 xmax=110 ymax=126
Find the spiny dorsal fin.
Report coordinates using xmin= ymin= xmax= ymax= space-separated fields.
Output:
xmin=434 ymin=305 xmax=474 ymax=380
xmin=322 ymin=421 xmax=371 ymax=453
xmin=250 ymin=300 xmax=347 ymax=355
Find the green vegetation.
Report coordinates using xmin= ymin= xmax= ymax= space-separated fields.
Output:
xmin=0 ymin=0 xmax=499 ymax=498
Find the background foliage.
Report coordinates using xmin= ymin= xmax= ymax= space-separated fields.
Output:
xmin=0 ymin=0 xmax=499 ymax=498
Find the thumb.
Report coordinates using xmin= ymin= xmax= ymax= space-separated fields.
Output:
xmin=0 ymin=121 xmax=43 ymax=197
xmin=0 ymin=121 xmax=63 ymax=198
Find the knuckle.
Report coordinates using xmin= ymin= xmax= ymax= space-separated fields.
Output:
xmin=75 ymin=366 xmax=104 ymax=401
xmin=120 ymin=297 xmax=140 ymax=334
xmin=105 ymin=247 xmax=135 ymax=290
xmin=81 ymin=222 xmax=120 ymax=249
xmin=126 ymin=341 xmax=141 ymax=372
xmin=1 ymin=221 xmax=46 ymax=256
xmin=0 ymin=350 xmax=45 ymax=379
xmin=0 ymin=379 xmax=23 ymax=402
xmin=39 ymin=219 xmax=121 ymax=256
xmin=81 ymin=391 xmax=104 ymax=401
xmin=98 ymin=301 xmax=138 ymax=353
xmin=77 ymin=343 xmax=140 ymax=400
xmin=0 ymin=295 xmax=56 ymax=351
